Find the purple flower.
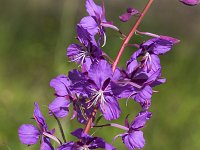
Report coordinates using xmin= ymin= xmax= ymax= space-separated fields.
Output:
xmin=179 ymin=0 xmax=200 ymax=5
xmin=129 ymin=37 xmax=173 ymax=81
xmin=114 ymin=38 xmax=174 ymax=109
xmin=140 ymin=38 xmax=174 ymax=55
xmin=126 ymin=38 xmax=174 ymax=70
xmin=50 ymin=75 xmax=71 ymax=97
xmin=113 ymin=111 xmax=152 ymax=150
xmin=86 ymin=60 xmax=121 ymax=120
xmin=49 ymin=75 xmax=72 ymax=118
xmin=126 ymin=38 xmax=173 ymax=74
xmin=57 ymin=128 xmax=115 ymax=150
xmin=18 ymin=124 xmax=40 ymax=145
xmin=115 ymin=60 xmax=162 ymax=109
xmin=49 ymin=97 xmax=70 ymax=118
xmin=18 ymin=102 xmax=54 ymax=150
xmin=119 ymin=7 xmax=140 ymax=22
xmin=80 ymin=0 xmax=119 ymax=46
xmin=76 ymin=24 xmax=97 ymax=47
xmin=70 ymin=60 xmax=121 ymax=120
xmin=67 ymin=25 xmax=102 ymax=66
xmin=68 ymin=69 xmax=90 ymax=96
xmin=71 ymin=97 xmax=95 ymax=124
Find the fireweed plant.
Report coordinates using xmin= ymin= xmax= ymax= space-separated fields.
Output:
xmin=18 ymin=0 xmax=199 ymax=150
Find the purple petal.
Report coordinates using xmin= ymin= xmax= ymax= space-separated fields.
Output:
xmin=75 ymin=100 xmax=94 ymax=124
xmin=146 ymin=54 xmax=161 ymax=74
xmin=134 ymin=85 xmax=152 ymax=104
xmin=180 ymin=0 xmax=200 ymax=6
xmin=80 ymin=16 xmax=99 ymax=36
xmin=40 ymin=136 xmax=54 ymax=150
xmin=70 ymin=82 xmax=90 ymax=98
xmin=133 ymin=71 xmax=149 ymax=84
xmin=100 ymin=96 xmax=120 ymax=120
xmin=140 ymin=53 xmax=161 ymax=74
xmin=119 ymin=13 xmax=133 ymax=22
xmin=127 ymin=7 xmax=140 ymax=14
xmin=150 ymin=78 xmax=166 ymax=87
xmin=68 ymin=70 xmax=90 ymax=97
xmin=153 ymin=39 xmax=173 ymax=55
xmin=126 ymin=49 xmax=142 ymax=72
xmin=50 ymin=75 xmax=70 ymax=97
xmin=71 ymin=128 xmax=112 ymax=149
xmin=57 ymin=142 xmax=76 ymax=150
xmin=88 ymin=60 xmax=113 ymax=88
xmin=142 ymin=38 xmax=173 ymax=55
xmin=77 ymin=25 xmax=97 ymax=47
xmin=68 ymin=69 xmax=86 ymax=84
xmin=67 ymin=44 xmax=85 ymax=63
xmin=130 ymin=111 xmax=152 ymax=129
xmin=71 ymin=128 xmax=109 ymax=149
xmin=127 ymin=59 xmax=139 ymax=74
xmin=88 ymin=137 xmax=106 ymax=149
xmin=111 ymin=82 xmax=135 ymax=99
xmin=112 ymin=68 xmax=121 ymax=81
xmin=89 ymin=45 xmax=103 ymax=59
xmin=105 ymin=143 xmax=116 ymax=150
xmin=122 ymin=131 xmax=145 ymax=150
xmin=71 ymin=128 xmax=83 ymax=139
xmin=18 ymin=124 xmax=40 ymax=145
xmin=145 ymin=69 xmax=161 ymax=85
xmin=140 ymin=98 xmax=151 ymax=110
xmin=119 ymin=7 xmax=140 ymax=22
xmin=86 ymin=0 xmax=103 ymax=20
xmin=81 ymin=57 xmax=93 ymax=73
xmin=49 ymin=97 xmax=70 ymax=118
xmin=159 ymin=35 xmax=180 ymax=44
xmin=34 ymin=102 xmax=47 ymax=130
xmin=129 ymin=48 xmax=143 ymax=60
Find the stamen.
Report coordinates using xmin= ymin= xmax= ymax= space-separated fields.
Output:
xmin=71 ymin=50 xmax=87 ymax=65
xmin=87 ymin=89 xmax=106 ymax=109
xmin=110 ymin=123 xmax=129 ymax=131
xmin=79 ymin=145 xmax=90 ymax=150
xmin=43 ymin=132 xmax=62 ymax=145
xmin=142 ymin=52 xmax=152 ymax=72
xmin=102 ymin=31 xmax=106 ymax=47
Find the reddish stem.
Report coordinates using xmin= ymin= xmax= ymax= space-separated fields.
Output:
xmin=112 ymin=0 xmax=154 ymax=71
xmin=83 ymin=106 xmax=98 ymax=134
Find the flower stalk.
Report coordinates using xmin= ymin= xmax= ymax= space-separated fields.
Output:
xmin=112 ymin=0 xmax=154 ymax=71
xmin=83 ymin=106 xmax=98 ymax=134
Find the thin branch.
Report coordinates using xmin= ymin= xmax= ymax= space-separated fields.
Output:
xmin=112 ymin=0 xmax=154 ymax=71
xmin=83 ymin=106 xmax=98 ymax=134
xmin=49 ymin=110 xmax=67 ymax=143
xmin=93 ymin=124 xmax=111 ymax=128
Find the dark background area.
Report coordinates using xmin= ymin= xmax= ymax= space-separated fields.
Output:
xmin=0 ymin=0 xmax=200 ymax=149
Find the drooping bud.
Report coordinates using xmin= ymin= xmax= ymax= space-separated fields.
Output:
xmin=119 ymin=7 xmax=140 ymax=22
xmin=179 ymin=0 xmax=200 ymax=6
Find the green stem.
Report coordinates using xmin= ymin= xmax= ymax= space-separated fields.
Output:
xmin=50 ymin=110 xmax=67 ymax=143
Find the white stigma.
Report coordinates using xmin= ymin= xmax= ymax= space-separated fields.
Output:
xmin=71 ymin=49 xmax=87 ymax=65
xmin=87 ymin=88 xmax=106 ymax=108
xmin=79 ymin=145 xmax=90 ymax=150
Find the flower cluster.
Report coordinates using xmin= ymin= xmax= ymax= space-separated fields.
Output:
xmin=18 ymin=0 xmax=198 ymax=149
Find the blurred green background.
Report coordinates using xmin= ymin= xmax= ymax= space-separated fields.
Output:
xmin=0 ymin=0 xmax=200 ymax=149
